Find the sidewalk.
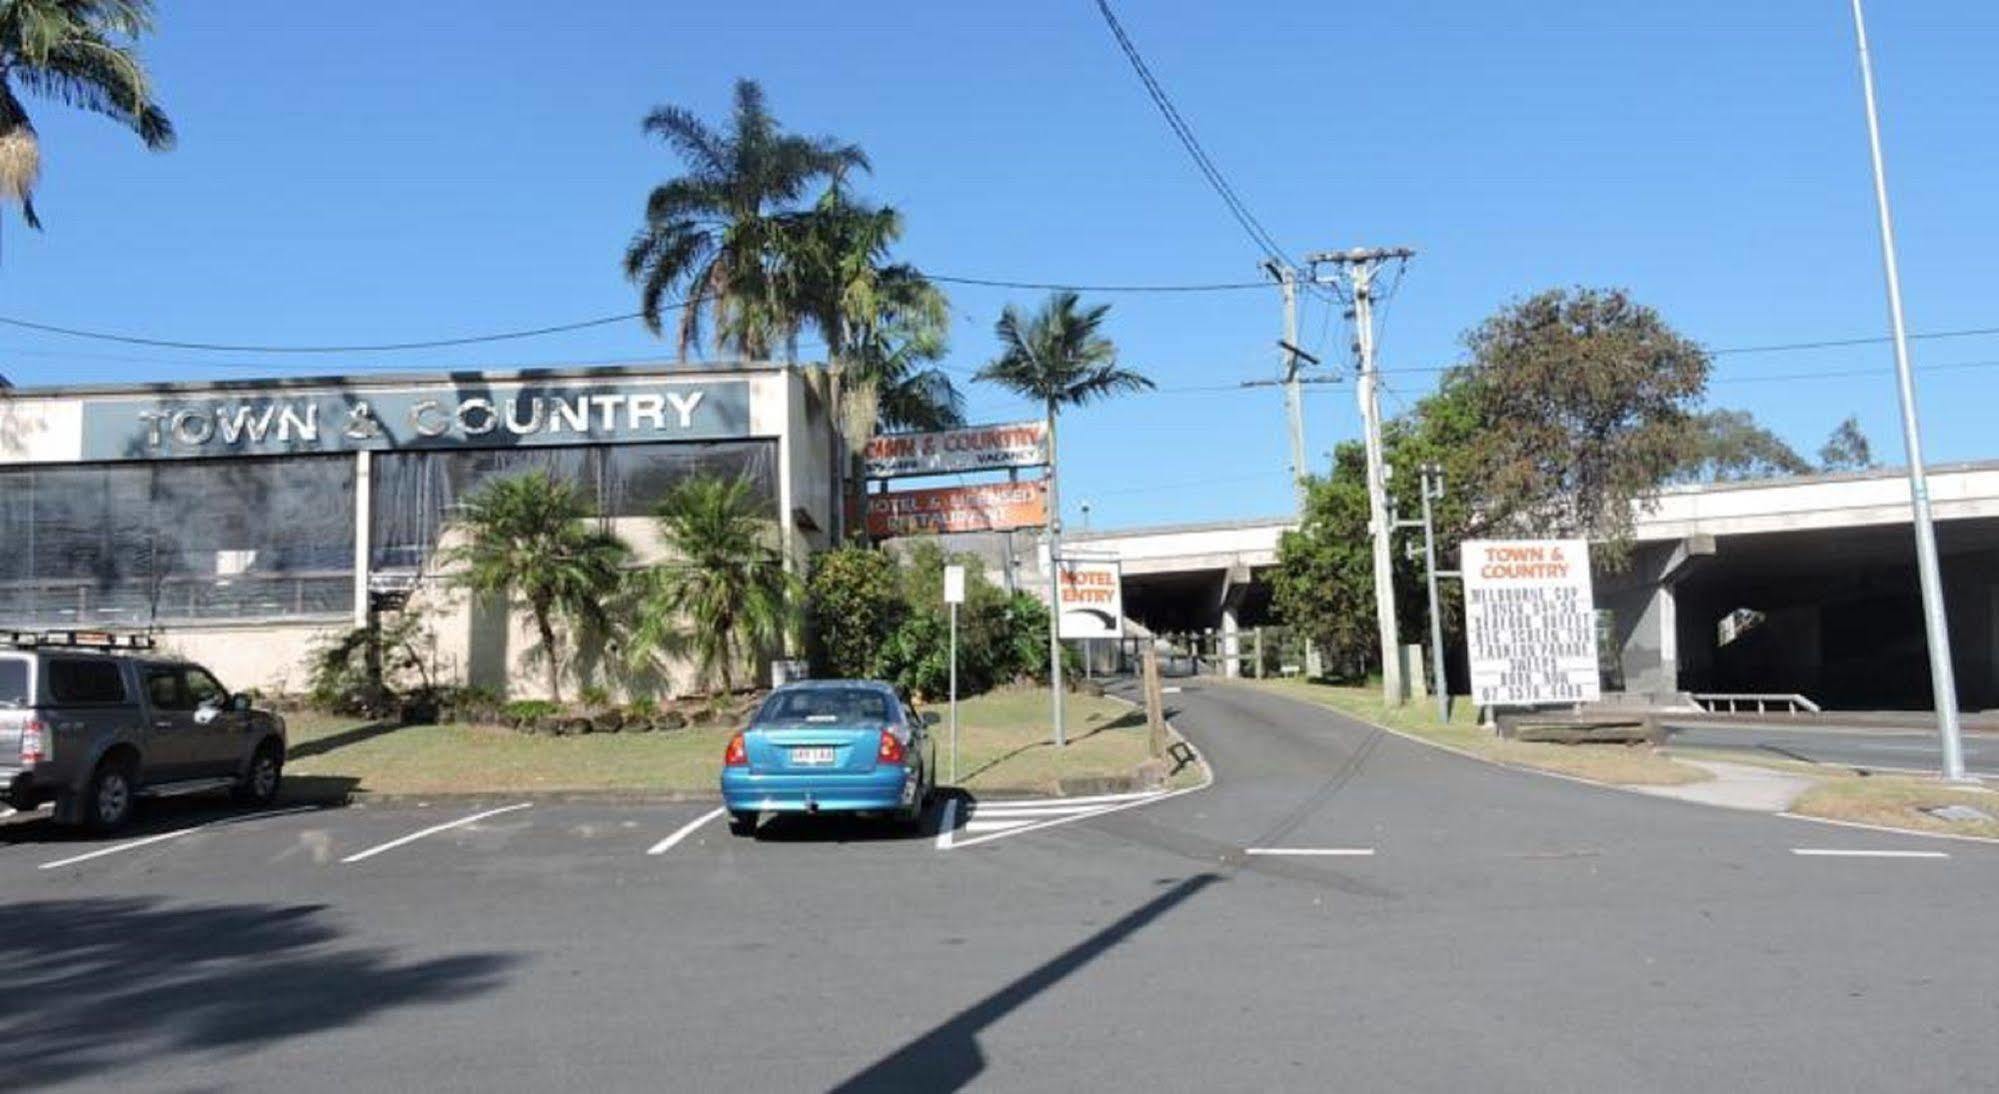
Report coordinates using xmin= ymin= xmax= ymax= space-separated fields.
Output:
xmin=1632 ymin=760 xmax=1815 ymax=813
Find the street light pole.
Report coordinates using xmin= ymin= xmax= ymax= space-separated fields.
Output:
xmin=1044 ymin=397 xmax=1066 ymax=748
xmin=1849 ymin=0 xmax=1965 ymax=781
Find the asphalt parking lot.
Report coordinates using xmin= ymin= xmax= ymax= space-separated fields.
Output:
xmin=8 ymin=684 xmax=1999 ymax=1093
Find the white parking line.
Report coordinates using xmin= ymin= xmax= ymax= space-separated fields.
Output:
xmin=646 ymin=806 xmax=726 ymax=856
xmin=0 ymin=807 xmax=14 ymax=821
xmin=946 ymin=787 xmax=1194 ymax=850
xmin=1244 ymin=847 xmax=1376 ymax=857
xmin=341 ymin=803 xmax=533 ymax=864
xmin=39 ymin=805 xmax=324 ymax=870
xmin=1792 ymin=848 xmax=1950 ymax=859
xmin=934 ymin=799 xmax=958 ymax=850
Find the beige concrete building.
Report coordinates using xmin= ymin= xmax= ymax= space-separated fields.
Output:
xmin=0 ymin=362 xmax=839 ymax=699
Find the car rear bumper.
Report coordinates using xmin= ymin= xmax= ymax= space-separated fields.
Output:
xmin=720 ymin=765 xmax=917 ymax=814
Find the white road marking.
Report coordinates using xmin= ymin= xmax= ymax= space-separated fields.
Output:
xmin=0 ymin=807 xmax=14 ymax=821
xmin=966 ymin=803 xmax=1126 ymax=818
xmin=965 ymin=819 xmax=1041 ymax=833
xmin=1244 ymin=847 xmax=1376 ymax=857
xmin=1791 ymin=848 xmax=1950 ymax=859
xmin=974 ymin=789 xmax=1168 ymax=809
xmin=39 ymin=805 xmax=324 ymax=870
xmin=948 ymin=787 xmax=1196 ymax=850
xmin=1161 ymin=686 xmax=1183 ymax=694
xmin=646 ymin=806 xmax=726 ymax=856
xmin=934 ymin=799 xmax=958 ymax=849
xmin=341 ymin=802 xmax=533 ymax=864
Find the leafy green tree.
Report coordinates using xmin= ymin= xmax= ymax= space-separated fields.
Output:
xmin=442 ymin=471 xmax=630 ymax=704
xmin=0 ymin=0 xmax=174 ymax=245
xmin=1673 ymin=408 xmax=1813 ymax=483
xmin=630 ymin=475 xmax=797 ymax=695
xmin=1451 ymin=287 xmax=1710 ymax=561
xmin=624 ymin=78 xmax=866 ymax=359
xmin=1818 ymin=415 xmax=1876 ymax=472
xmin=805 ymin=545 xmax=904 ymax=679
xmin=1273 ymin=444 xmax=1390 ymax=680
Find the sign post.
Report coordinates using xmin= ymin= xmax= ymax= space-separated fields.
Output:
xmin=1461 ymin=539 xmax=1601 ymax=709
xmin=943 ymin=564 xmax=966 ymax=784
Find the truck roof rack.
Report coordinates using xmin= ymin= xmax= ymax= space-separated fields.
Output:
xmin=1 ymin=629 xmax=158 ymax=651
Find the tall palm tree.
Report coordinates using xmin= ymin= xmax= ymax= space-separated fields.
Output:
xmin=623 ymin=78 xmax=866 ymax=360
xmin=0 ymin=0 xmax=175 ymax=246
xmin=800 ymin=189 xmax=962 ymax=435
xmin=973 ymin=291 xmax=1151 ymax=745
xmin=442 ymin=471 xmax=631 ymax=704
xmin=629 ymin=475 xmax=797 ymax=695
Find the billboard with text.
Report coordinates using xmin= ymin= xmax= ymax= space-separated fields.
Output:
xmin=863 ymin=480 xmax=1048 ymax=538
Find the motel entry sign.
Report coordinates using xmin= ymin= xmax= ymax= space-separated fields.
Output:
xmin=1461 ymin=539 xmax=1601 ymax=707
xmin=1055 ymin=555 xmax=1123 ymax=640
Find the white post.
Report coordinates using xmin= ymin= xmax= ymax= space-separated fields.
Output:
xmin=1850 ymin=0 xmax=1966 ymax=780
xmin=1353 ymin=262 xmax=1403 ymax=706
xmin=1044 ymin=401 xmax=1066 ymax=748
xmin=352 ymin=449 xmax=372 ymax=630
xmin=944 ymin=564 xmax=965 ymax=783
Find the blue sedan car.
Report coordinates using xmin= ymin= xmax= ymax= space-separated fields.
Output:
xmin=720 ymin=680 xmax=936 ymax=836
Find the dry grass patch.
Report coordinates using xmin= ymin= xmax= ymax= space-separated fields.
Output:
xmin=1790 ymin=776 xmax=1999 ymax=840
xmin=281 ymin=686 xmax=1164 ymax=797
xmin=1233 ymin=678 xmax=1709 ymax=787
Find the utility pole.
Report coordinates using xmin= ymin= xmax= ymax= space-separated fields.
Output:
xmin=1044 ymin=397 xmax=1066 ymax=748
xmin=1262 ymin=260 xmax=1310 ymax=506
xmin=1417 ymin=465 xmax=1451 ymax=725
xmin=1849 ymin=0 xmax=1965 ymax=780
xmin=1310 ymin=246 xmax=1415 ymax=705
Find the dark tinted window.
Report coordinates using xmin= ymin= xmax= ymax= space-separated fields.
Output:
xmin=144 ymin=667 xmax=188 ymax=711
xmin=46 ymin=658 xmax=128 ymax=704
xmin=0 ymin=657 xmax=26 ymax=706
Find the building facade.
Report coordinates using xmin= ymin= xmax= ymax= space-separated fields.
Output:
xmin=0 ymin=362 xmax=839 ymax=698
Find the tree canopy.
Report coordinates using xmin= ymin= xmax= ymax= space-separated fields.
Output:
xmin=0 ymin=0 xmax=174 ymax=246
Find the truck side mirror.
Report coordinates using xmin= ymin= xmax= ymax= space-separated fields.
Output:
xmin=228 ymin=693 xmax=253 ymax=713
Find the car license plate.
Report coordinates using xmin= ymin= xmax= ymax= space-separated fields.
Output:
xmin=791 ymin=747 xmax=836 ymax=766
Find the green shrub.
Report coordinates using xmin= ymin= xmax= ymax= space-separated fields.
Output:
xmin=806 ymin=547 xmax=905 ymax=679
xmin=501 ymin=699 xmax=561 ymax=727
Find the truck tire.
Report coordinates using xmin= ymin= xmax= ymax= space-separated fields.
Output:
xmin=83 ymin=756 xmax=138 ymax=832
xmin=234 ymin=740 xmax=283 ymax=806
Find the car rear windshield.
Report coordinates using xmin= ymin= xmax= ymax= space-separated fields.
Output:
xmin=0 ymin=657 xmax=25 ymax=707
xmin=755 ymin=687 xmax=893 ymax=725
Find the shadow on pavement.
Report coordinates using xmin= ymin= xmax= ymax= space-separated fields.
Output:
xmin=0 ymin=780 xmax=358 ymax=846
xmin=286 ymin=720 xmax=405 ymax=761
xmin=0 ymin=896 xmax=517 ymax=1089
xmin=829 ymin=873 xmax=1220 ymax=1093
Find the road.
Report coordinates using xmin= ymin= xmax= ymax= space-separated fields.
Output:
xmin=5 ymin=682 xmax=1999 ymax=1091
xmin=1663 ymin=718 xmax=1999 ymax=778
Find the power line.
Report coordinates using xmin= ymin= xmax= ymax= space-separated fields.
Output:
xmin=1089 ymin=0 xmax=1294 ymax=267
xmin=1711 ymin=325 xmax=1999 ymax=356
xmin=926 ymin=274 xmax=1264 ymax=293
xmin=0 ymin=308 xmax=653 ymax=354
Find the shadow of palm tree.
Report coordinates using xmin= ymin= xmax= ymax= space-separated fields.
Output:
xmin=0 ymin=897 xmax=518 ymax=1088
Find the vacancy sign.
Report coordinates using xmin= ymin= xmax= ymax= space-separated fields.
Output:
xmin=863 ymin=421 xmax=1050 ymax=479
xmin=1056 ymin=556 xmax=1123 ymax=640
xmin=1461 ymin=539 xmax=1600 ymax=707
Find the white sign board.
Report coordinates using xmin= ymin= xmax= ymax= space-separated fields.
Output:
xmin=943 ymin=564 xmax=966 ymax=605
xmin=863 ymin=421 xmax=1050 ymax=479
xmin=1461 ymin=538 xmax=1601 ymax=707
xmin=1056 ymin=556 xmax=1123 ymax=640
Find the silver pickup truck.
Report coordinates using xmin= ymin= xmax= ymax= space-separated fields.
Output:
xmin=0 ymin=632 xmax=287 ymax=831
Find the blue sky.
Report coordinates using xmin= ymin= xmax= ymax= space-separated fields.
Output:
xmin=2 ymin=0 xmax=1996 ymax=530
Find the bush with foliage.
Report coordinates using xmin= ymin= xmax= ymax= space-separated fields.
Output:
xmin=806 ymin=546 xmax=905 ymax=680
xmin=305 ymin=613 xmax=439 ymax=719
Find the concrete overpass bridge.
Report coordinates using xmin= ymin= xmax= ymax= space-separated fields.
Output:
xmin=1035 ymin=460 xmax=1999 ymax=709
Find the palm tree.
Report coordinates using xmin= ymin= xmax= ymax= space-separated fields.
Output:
xmin=442 ymin=471 xmax=631 ymax=704
xmin=623 ymin=78 xmax=866 ymax=360
xmin=0 ymin=0 xmax=175 ymax=246
xmin=974 ymin=291 xmax=1152 ymax=744
xmin=800 ymin=190 xmax=963 ymax=435
xmin=629 ymin=475 xmax=797 ymax=695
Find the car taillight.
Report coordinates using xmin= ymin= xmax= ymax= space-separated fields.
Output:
xmin=723 ymin=732 xmax=748 ymax=767
xmin=877 ymin=729 xmax=906 ymax=765
xmin=19 ymin=720 xmax=48 ymax=766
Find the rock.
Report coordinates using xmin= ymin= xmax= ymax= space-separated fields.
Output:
xmin=654 ymin=710 xmax=688 ymax=732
